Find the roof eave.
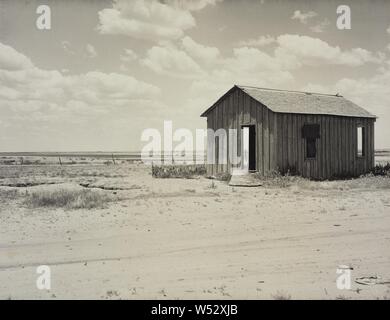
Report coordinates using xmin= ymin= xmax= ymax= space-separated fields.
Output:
xmin=271 ymin=111 xmax=377 ymax=119
xmin=200 ymin=85 xmax=239 ymax=117
xmin=200 ymin=85 xmax=378 ymax=119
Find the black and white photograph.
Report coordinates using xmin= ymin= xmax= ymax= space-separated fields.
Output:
xmin=0 ymin=0 xmax=390 ymax=305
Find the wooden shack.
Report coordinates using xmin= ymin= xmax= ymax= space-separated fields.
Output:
xmin=200 ymin=85 xmax=376 ymax=180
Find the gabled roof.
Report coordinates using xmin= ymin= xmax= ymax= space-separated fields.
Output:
xmin=201 ymin=85 xmax=376 ymax=119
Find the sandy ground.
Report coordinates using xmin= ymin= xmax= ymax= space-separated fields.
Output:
xmin=0 ymin=163 xmax=389 ymax=300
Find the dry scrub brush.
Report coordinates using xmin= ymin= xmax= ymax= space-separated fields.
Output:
xmin=24 ymin=188 xmax=113 ymax=209
xmin=152 ymin=164 xmax=206 ymax=179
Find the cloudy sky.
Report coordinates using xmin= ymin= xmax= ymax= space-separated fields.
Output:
xmin=0 ymin=0 xmax=390 ymax=151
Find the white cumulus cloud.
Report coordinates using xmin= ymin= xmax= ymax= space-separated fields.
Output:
xmin=275 ymin=34 xmax=385 ymax=67
xmin=165 ymin=0 xmax=223 ymax=11
xmin=97 ymin=0 xmax=196 ymax=41
xmin=120 ymin=49 xmax=138 ymax=62
xmin=0 ymin=43 xmax=34 ymax=71
xmin=141 ymin=44 xmax=204 ymax=78
xmin=0 ymin=42 xmax=161 ymax=121
xmin=182 ymin=36 xmax=220 ymax=64
xmin=291 ymin=10 xmax=318 ymax=24
xmin=238 ymin=35 xmax=276 ymax=47
xmin=183 ymin=34 xmax=386 ymax=111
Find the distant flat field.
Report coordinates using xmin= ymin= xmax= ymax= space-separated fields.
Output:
xmin=0 ymin=152 xmax=143 ymax=165
xmin=375 ymin=150 xmax=390 ymax=165
xmin=0 ymin=162 xmax=389 ymax=299
xmin=0 ymin=150 xmax=389 ymax=165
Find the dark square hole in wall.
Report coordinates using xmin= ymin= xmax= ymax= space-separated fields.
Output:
xmin=302 ymin=124 xmax=320 ymax=139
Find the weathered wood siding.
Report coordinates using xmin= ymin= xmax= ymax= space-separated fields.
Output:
xmin=206 ymin=88 xmax=277 ymax=176
xmin=275 ymin=113 xmax=375 ymax=179
xmin=206 ymin=88 xmax=375 ymax=179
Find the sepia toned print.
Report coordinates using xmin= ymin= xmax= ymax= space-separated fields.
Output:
xmin=0 ymin=0 xmax=390 ymax=301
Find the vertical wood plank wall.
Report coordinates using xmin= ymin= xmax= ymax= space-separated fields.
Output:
xmin=206 ymin=88 xmax=278 ymax=176
xmin=205 ymin=88 xmax=375 ymax=179
xmin=275 ymin=113 xmax=375 ymax=179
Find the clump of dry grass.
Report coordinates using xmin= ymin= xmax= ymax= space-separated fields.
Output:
xmin=24 ymin=188 xmax=112 ymax=209
xmin=347 ymin=174 xmax=390 ymax=189
xmin=255 ymin=170 xmax=306 ymax=188
xmin=255 ymin=169 xmax=390 ymax=191
xmin=0 ymin=189 xmax=19 ymax=203
xmin=152 ymin=164 xmax=206 ymax=179
xmin=371 ymin=163 xmax=390 ymax=176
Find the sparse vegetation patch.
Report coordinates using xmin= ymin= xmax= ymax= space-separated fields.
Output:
xmin=152 ymin=165 xmax=206 ymax=179
xmin=371 ymin=163 xmax=390 ymax=176
xmin=24 ymin=188 xmax=113 ymax=209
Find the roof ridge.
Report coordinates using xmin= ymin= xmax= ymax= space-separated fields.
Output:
xmin=236 ymin=84 xmax=343 ymax=98
xmin=201 ymin=84 xmax=376 ymax=118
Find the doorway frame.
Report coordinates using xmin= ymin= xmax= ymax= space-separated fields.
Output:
xmin=241 ymin=124 xmax=257 ymax=172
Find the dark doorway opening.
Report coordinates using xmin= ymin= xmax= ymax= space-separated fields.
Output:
xmin=242 ymin=125 xmax=256 ymax=171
